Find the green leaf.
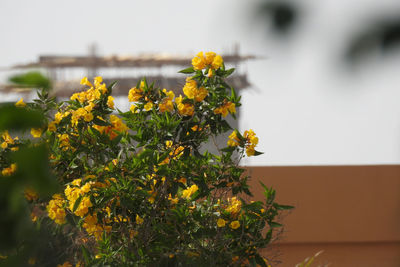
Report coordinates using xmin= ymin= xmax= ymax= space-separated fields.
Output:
xmin=275 ymin=204 xmax=294 ymax=210
xmin=221 ymin=146 xmax=235 ymax=153
xmin=253 ymin=150 xmax=264 ymax=156
xmin=81 ymin=245 xmax=91 ymax=264
xmin=230 ymin=86 xmax=237 ymax=100
xmin=92 ymin=117 xmax=111 ymax=126
xmin=111 ymin=134 xmax=123 ymax=146
xmin=178 ymin=67 xmax=195 ymax=74
xmin=224 ymin=68 xmax=235 ymax=77
xmin=72 ymin=195 xmax=83 ymax=212
xmin=8 ymin=71 xmax=51 ymax=91
xmin=12 ymin=144 xmax=58 ymax=196
xmin=0 ymin=104 xmax=45 ymax=131
xmin=255 ymin=254 xmax=268 ymax=267
xmin=107 ymin=81 xmax=117 ymax=94
xmin=269 ymin=222 xmax=282 ymax=228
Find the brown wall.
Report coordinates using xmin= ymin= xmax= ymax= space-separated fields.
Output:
xmin=246 ymin=165 xmax=400 ymax=266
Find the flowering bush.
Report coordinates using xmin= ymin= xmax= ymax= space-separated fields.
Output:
xmin=0 ymin=52 xmax=292 ymax=266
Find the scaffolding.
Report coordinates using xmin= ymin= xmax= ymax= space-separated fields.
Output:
xmin=2 ymin=45 xmax=257 ymax=97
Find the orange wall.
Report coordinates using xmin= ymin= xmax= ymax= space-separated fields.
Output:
xmin=246 ymin=165 xmax=400 ymax=266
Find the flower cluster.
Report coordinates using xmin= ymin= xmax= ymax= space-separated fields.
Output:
xmin=181 ymin=184 xmax=199 ymax=200
xmin=64 ymin=179 xmax=93 ymax=217
xmin=214 ymin=101 xmax=236 ymax=117
xmin=183 ymin=78 xmax=208 ymax=102
xmin=46 ymin=194 xmax=66 ymax=225
xmin=1 ymin=163 xmax=17 ymax=176
xmin=225 ymin=196 xmax=242 ymax=215
xmin=1 ymin=130 xmax=19 ymax=151
xmin=159 ymin=89 xmax=175 ymax=113
xmin=175 ymin=95 xmax=195 ymax=116
xmin=227 ymin=129 xmax=260 ymax=156
xmin=93 ymin=115 xmax=128 ymax=140
xmin=215 ymin=197 xmax=243 ymax=232
xmin=244 ymin=129 xmax=259 ymax=156
xmin=191 ymin=51 xmax=223 ymax=71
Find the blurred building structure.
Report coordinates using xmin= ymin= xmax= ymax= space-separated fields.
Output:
xmin=3 ymin=45 xmax=254 ymax=98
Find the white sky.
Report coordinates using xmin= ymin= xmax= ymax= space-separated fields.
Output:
xmin=1 ymin=0 xmax=400 ymax=166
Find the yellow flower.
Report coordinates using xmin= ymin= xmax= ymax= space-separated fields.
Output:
xmin=177 ymin=177 xmax=187 ymax=184
xmin=107 ymin=96 xmax=115 ymax=109
xmin=159 ymin=97 xmax=174 ymax=112
xmin=1 ymin=142 xmax=7 ymax=149
xmin=130 ymin=104 xmax=139 ymax=113
xmin=83 ymin=112 xmax=94 ymax=122
xmin=205 ymin=52 xmax=216 ymax=65
xmin=57 ymin=261 xmax=72 ymax=267
xmin=227 ymin=130 xmax=240 ymax=147
xmin=54 ymin=112 xmax=63 ymax=124
xmin=94 ymin=76 xmax=103 ymax=87
xmin=181 ymin=184 xmax=199 ymax=200
xmin=31 ymin=128 xmax=42 ymax=138
xmin=48 ymin=121 xmax=57 ymax=132
xmin=15 ymin=98 xmax=26 ymax=108
xmin=2 ymin=163 xmax=17 ymax=176
xmin=192 ymin=52 xmax=206 ymax=70
xmin=28 ymin=258 xmax=36 ymax=265
xmin=58 ymin=133 xmax=70 ymax=150
xmin=159 ymin=89 xmax=175 ymax=113
xmin=144 ymin=101 xmax=153 ymax=111
xmin=165 ymin=140 xmax=173 ymax=148
xmin=46 ymin=194 xmax=66 ymax=225
xmin=225 ymin=197 xmax=242 ymax=215
xmin=183 ymin=78 xmax=197 ymax=99
xmin=230 ymin=220 xmax=240 ymax=230
xmin=192 ymin=51 xmax=223 ymax=70
xmin=246 ymin=147 xmax=255 ymax=157
xmin=31 ymin=211 xmax=38 ymax=222
xmin=168 ymin=193 xmax=179 ymax=204
xmin=130 ymin=230 xmax=138 ymax=239
xmin=74 ymin=196 xmax=92 ymax=217
xmin=243 ymin=129 xmax=258 ymax=157
xmin=217 ymin=218 xmax=226 ymax=227
xmin=84 ymin=102 xmax=95 ymax=112
xmin=183 ymin=78 xmax=208 ymax=102
xmin=136 ymin=214 xmax=144 ymax=225
xmin=24 ymin=188 xmax=38 ymax=201
xmin=195 ymin=87 xmax=208 ymax=102
xmin=128 ymin=87 xmax=143 ymax=102
xmin=214 ymin=101 xmax=235 ymax=117
xmin=80 ymin=77 xmax=93 ymax=87
xmin=175 ymin=95 xmax=194 ymax=116
xmin=1 ymin=130 xmax=18 ymax=150
xmin=211 ymin=55 xmax=223 ymax=70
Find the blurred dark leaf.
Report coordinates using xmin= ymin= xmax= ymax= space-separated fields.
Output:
xmin=8 ymin=71 xmax=51 ymax=91
xmin=345 ymin=18 xmax=400 ymax=64
xmin=12 ymin=144 xmax=59 ymax=197
xmin=256 ymin=1 xmax=298 ymax=34
xmin=0 ymin=104 xmax=45 ymax=131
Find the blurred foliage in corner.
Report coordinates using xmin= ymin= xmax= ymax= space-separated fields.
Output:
xmin=254 ymin=0 xmax=299 ymax=35
xmin=345 ymin=17 xmax=400 ymax=65
xmin=0 ymin=74 xmax=59 ymax=266
xmin=8 ymin=71 xmax=51 ymax=91
xmin=253 ymin=0 xmax=400 ymax=67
